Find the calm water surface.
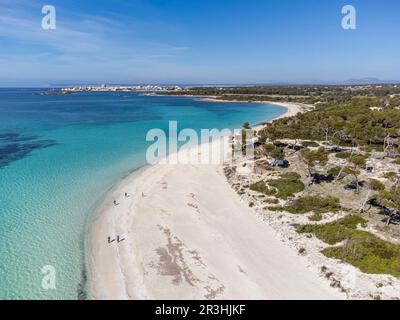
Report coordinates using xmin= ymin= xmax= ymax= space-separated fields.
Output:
xmin=0 ymin=88 xmax=285 ymax=299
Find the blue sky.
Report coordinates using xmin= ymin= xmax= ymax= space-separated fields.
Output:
xmin=0 ymin=0 xmax=399 ymax=86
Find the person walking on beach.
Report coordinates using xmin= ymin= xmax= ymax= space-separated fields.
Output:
xmin=107 ymin=236 xmax=115 ymax=244
xmin=113 ymin=200 xmax=117 ymax=206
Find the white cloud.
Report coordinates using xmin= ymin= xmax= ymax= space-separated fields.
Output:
xmin=0 ymin=2 xmax=191 ymax=84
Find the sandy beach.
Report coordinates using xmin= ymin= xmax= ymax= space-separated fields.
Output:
xmin=202 ymin=98 xmax=311 ymax=120
xmin=88 ymin=102 xmax=344 ymax=300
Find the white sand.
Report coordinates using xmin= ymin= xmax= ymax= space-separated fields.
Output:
xmin=88 ymin=102 xmax=344 ymax=300
xmin=202 ymin=99 xmax=313 ymax=121
xmin=267 ymin=102 xmax=311 ymax=119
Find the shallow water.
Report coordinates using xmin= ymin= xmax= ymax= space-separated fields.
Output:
xmin=0 ymin=89 xmax=285 ymax=299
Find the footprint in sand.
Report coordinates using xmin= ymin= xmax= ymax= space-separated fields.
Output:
xmin=237 ymin=265 xmax=247 ymax=275
xmin=160 ymin=209 xmax=170 ymax=217
xmin=187 ymin=203 xmax=200 ymax=214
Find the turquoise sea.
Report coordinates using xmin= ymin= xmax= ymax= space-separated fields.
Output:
xmin=0 ymin=88 xmax=285 ymax=299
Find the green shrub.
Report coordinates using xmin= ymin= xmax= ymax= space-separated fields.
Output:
xmin=327 ymin=166 xmax=342 ymax=177
xmin=268 ymin=206 xmax=281 ymax=212
xmin=322 ymin=232 xmax=400 ymax=277
xmin=309 ymin=212 xmax=323 ymax=221
xmin=302 ymin=141 xmax=320 ymax=148
xmin=335 ymin=152 xmax=352 ymax=159
xmin=296 ymin=214 xmax=367 ymax=245
xmin=377 ymin=186 xmax=400 ymax=215
xmin=301 ymin=147 xmax=329 ymax=166
xmin=280 ymin=172 xmax=301 ymax=180
xmin=349 ymin=155 xmax=367 ymax=167
xmin=360 ymin=146 xmax=374 ymax=153
xmin=273 ymin=196 xmax=341 ymax=216
xmin=370 ymin=179 xmax=385 ymax=191
xmin=295 ymin=214 xmax=400 ymax=277
xmin=263 ymin=144 xmax=285 ymax=160
xmin=264 ymin=198 xmax=279 ymax=204
xmin=249 ymin=180 xmax=276 ymax=196
xmin=267 ymin=172 xmax=305 ymax=199
xmin=384 ymin=171 xmax=398 ymax=181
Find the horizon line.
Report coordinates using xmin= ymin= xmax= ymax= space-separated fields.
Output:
xmin=2 ymin=80 xmax=400 ymax=88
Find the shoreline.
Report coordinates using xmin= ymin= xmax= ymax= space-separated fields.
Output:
xmin=146 ymin=93 xmax=313 ymax=116
xmin=144 ymin=93 xmax=313 ymax=121
xmin=87 ymin=101 xmax=343 ymax=300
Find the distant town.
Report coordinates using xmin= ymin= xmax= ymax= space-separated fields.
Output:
xmin=56 ymin=84 xmax=184 ymax=94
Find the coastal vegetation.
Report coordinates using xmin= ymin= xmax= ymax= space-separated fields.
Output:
xmin=224 ymin=84 xmax=400 ymax=283
xmin=267 ymin=172 xmax=305 ymax=199
xmin=323 ymin=234 xmax=400 ymax=277
xmin=263 ymin=143 xmax=285 ymax=160
xmin=254 ymin=92 xmax=400 ymax=222
xmin=297 ymin=215 xmax=400 ymax=277
xmin=249 ymin=180 xmax=276 ymax=196
xmin=259 ymin=103 xmax=400 ymax=150
xmin=296 ymin=215 xmax=368 ymax=245
xmin=269 ymin=195 xmax=342 ymax=221
xmin=370 ymin=179 xmax=385 ymax=191
xmin=335 ymin=151 xmax=352 ymax=159
xmin=164 ymin=84 xmax=400 ymax=107
xmin=249 ymin=172 xmax=305 ymax=200
xmin=377 ymin=186 xmax=400 ymax=225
